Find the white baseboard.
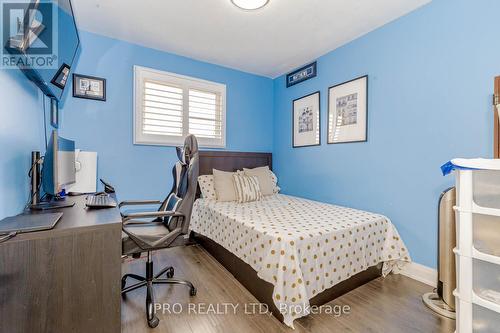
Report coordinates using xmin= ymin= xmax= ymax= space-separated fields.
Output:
xmin=396 ymin=262 xmax=437 ymax=288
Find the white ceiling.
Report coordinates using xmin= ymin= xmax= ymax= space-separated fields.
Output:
xmin=72 ymin=0 xmax=431 ymax=78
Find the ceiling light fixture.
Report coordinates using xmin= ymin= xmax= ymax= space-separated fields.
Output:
xmin=231 ymin=0 xmax=269 ymax=11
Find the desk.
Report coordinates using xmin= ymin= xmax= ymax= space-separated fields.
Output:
xmin=0 ymin=195 xmax=122 ymax=333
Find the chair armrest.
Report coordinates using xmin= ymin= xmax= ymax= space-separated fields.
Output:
xmin=119 ymin=200 xmax=162 ymax=208
xmin=122 ymin=211 xmax=184 ymax=223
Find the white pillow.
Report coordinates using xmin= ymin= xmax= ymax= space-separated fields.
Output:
xmin=198 ymin=175 xmax=216 ymax=200
xmin=232 ymin=173 xmax=262 ymax=203
xmin=243 ymin=166 xmax=274 ymax=196
xmin=213 ymin=169 xmax=237 ymax=202
xmin=269 ymin=170 xmax=280 ymax=194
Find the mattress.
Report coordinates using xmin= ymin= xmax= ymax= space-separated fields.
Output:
xmin=190 ymin=194 xmax=410 ymax=327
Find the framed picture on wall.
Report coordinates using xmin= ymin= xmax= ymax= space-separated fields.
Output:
xmin=50 ymin=63 xmax=71 ymax=89
xmin=73 ymin=74 xmax=106 ymax=101
xmin=293 ymin=91 xmax=320 ymax=148
xmin=327 ymin=75 xmax=368 ymax=144
xmin=286 ymin=62 xmax=317 ymax=88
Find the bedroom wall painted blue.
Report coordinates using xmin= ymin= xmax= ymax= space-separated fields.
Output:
xmin=0 ymin=70 xmax=45 ymax=219
xmin=60 ymin=31 xmax=274 ymax=202
xmin=273 ymin=0 xmax=500 ymax=268
xmin=2 ymin=0 xmax=496 ymax=269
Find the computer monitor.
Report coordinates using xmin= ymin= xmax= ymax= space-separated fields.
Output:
xmin=42 ymin=130 xmax=76 ymax=196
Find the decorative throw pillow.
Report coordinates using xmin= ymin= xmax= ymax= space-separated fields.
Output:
xmin=269 ymin=170 xmax=281 ymax=194
xmin=232 ymin=173 xmax=262 ymax=203
xmin=213 ymin=169 xmax=238 ymax=202
xmin=243 ymin=166 xmax=274 ymax=196
xmin=198 ymin=175 xmax=216 ymax=200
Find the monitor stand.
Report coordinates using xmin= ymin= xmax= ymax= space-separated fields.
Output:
xmin=30 ymin=199 xmax=75 ymax=211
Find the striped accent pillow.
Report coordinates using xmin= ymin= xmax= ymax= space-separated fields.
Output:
xmin=232 ymin=173 xmax=263 ymax=203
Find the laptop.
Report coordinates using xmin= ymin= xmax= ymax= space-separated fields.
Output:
xmin=0 ymin=212 xmax=63 ymax=234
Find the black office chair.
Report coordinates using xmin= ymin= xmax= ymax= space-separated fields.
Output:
xmin=120 ymin=135 xmax=199 ymax=328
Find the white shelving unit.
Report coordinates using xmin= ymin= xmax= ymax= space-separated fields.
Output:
xmin=453 ymin=161 xmax=500 ymax=333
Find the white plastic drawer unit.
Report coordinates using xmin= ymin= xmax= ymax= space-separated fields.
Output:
xmin=454 ymin=250 xmax=500 ymax=304
xmin=473 ymin=257 xmax=500 ymax=305
xmin=473 ymin=213 xmax=500 ymax=256
xmin=473 ymin=170 xmax=500 ymax=210
xmin=456 ymin=296 xmax=500 ymax=333
xmin=455 ymin=212 xmax=500 ymax=257
xmin=473 ymin=303 xmax=500 ymax=332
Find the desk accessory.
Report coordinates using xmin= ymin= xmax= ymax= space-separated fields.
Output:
xmin=0 ymin=212 xmax=63 ymax=235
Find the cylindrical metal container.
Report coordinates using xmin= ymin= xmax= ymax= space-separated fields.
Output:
xmin=437 ymin=187 xmax=456 ymax=310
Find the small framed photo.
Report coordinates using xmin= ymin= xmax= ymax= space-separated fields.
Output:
xmin=73 ymin=74 xmax=106 ymax=101
xmin=328 ymin=75 xmax=368 ymax=144
xmin=286 ymin=62 xmax=317 ymax=88
xmin=50 ymin=63 xmax=71 ymax=89
xmin=293 ymin=91 xmax=320 ymax=148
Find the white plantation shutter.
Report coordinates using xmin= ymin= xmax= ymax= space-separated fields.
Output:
xmin=143 ymin=81 xmax=183 ymax=137
xmin=134 ymin=66 xmax=226 ymax=147
xmin=188 ymin=89 xmax=223 ymax=141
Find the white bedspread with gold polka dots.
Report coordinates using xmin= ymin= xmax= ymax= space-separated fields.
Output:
xmin=190 ymin=194 xmax=410 ymax=328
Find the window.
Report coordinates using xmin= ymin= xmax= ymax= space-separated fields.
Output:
xmin=134 ymin=66 xmax=226 ymax=148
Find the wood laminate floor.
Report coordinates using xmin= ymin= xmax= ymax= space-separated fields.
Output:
xmin=121 ymin=245 xmax=455 ymax=333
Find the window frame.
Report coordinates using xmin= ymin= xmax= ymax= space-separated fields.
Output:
xmin=133 ymin=65 xmax=227 ymax=148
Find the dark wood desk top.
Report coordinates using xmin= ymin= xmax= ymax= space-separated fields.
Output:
xmin=4 ymin=195 xmax=122 ymax=243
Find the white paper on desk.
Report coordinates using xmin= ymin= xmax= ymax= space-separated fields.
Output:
xmin=67 ymin=150 xmax=97 ymax=193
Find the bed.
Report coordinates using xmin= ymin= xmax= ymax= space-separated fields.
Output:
xmin=190 ymin=151 xmax=410 ymax=327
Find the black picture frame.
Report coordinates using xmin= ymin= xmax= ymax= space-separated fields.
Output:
xmin=292 ymin=91 xmax=321 ymax=148
xmin=286 ymin=62 xmax=317 ymax=88
xmin=72 ymin=74 xmax=106 ymax=101
xmin=327 ymin=75 xmax=368 ymax=144
xmin=50 ymin=63 xmax=71 ymax=89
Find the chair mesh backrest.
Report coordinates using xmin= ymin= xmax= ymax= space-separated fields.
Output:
xmin=159 ymin=135 xmax=199 ymax=234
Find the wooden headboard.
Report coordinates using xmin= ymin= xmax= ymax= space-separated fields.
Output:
xmin=198 ymin=151 xmax=272 ymax=175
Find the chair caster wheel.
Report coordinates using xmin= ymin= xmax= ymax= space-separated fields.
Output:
xmin=148 ymin=316 xmax=159 ymax=328
xmin=190 ymin=287 xmax=197 ymax=296
xmin=166 ymin=268 xmax=174 ymax=278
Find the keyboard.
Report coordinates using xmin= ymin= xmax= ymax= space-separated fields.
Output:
xmin=85 ymin=194 xmax=117 ymax=209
